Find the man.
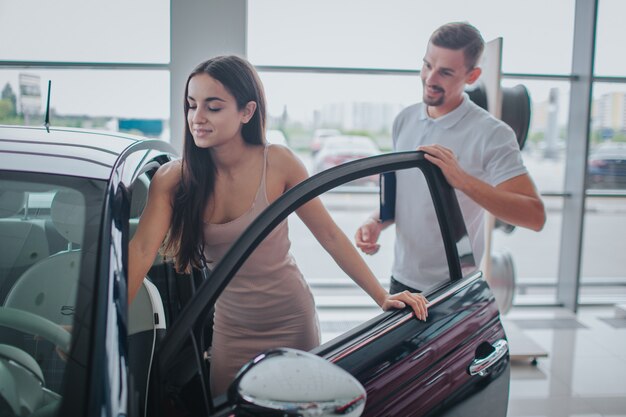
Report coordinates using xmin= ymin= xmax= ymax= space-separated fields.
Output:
xmin=355 ymin=22 xmax=545 ymax=295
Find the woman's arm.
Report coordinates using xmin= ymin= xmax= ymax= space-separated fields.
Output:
xmin=270 ymin=146 xmax=428 ymax=320
xmin=128 ymin=161 xmax=180 ymax=303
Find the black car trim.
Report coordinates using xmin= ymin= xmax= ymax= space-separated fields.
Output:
xmin=82 ymin=183 xmax=119 ymax=417
xmin=322 ymin=271 xmax=484 ymax=363
xmin=157 ymin=151 xmax=472 ymax=375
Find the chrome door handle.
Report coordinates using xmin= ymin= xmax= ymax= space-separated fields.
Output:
xmin=468 ymin=339 xmax=509 ymax=376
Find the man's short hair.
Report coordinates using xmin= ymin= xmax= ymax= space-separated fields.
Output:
xmin=430 ymin=22 xmax=485 ymax=70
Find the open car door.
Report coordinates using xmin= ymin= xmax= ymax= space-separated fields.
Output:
xmin=152 ymin=151 xmax=510 ymax=417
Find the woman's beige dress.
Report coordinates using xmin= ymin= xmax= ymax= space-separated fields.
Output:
xmin=204 ymin=145 xmax=320 ymax=397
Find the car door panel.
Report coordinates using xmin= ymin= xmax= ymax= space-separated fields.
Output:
xmin=317 ymin=275 xmax=509 ymax=417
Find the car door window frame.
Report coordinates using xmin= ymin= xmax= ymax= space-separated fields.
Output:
xmin=156 ymin=151 xmax=476 ymax=397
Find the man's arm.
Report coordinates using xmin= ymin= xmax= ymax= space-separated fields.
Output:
xmin=461 ymin=173 xmax=545 ymax=231
xmin=419 ymin=144 xmax=546 ymax=231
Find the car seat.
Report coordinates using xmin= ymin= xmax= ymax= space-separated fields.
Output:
xmin=128 ymin=174 xmax=165 ymax=265
xmin=3 ymin=190 xmax=84 ymax=326
xmin=0 ymin=190 xmax=49 ymax=303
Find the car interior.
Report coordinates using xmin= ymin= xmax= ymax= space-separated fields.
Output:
xmin=0 ymin=176 xmax=170 ymax=417
xmin=0 ymin=183 xmax=87 ymax=416
xmin=127 ymin=173 xmax=168 ymax=417
xmin=127 ymin=170 xmax=212 ymax=417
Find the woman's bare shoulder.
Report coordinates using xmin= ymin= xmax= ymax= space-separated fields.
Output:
xmin=266 ymin=144 xmax=309 ymax=187
xmin=151 ymin=159 xmax=183 ymax=191
xmin=267 ymin=144 xmax=301 ymax=166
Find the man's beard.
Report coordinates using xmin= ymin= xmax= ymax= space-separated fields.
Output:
xmin=423 ymin=88 xmax=445 ymax=107
xmin=422 ymin=81 xmax=445 ymax=107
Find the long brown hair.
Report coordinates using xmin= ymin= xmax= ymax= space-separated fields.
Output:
xmin=162 ymin=55 xmax=267 ymax=273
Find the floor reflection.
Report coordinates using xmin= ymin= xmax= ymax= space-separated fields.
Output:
xmin=507 ymin=306 xmax=626 ymax=417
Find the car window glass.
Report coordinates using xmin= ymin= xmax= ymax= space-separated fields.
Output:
xmin=0 ymin=173 xmax=105 ymax=417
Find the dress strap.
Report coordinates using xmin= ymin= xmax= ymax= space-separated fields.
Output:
xmin=256 ymin=145 xmax=270 ymax=205
xmin=262 ymin=144 xmax=269 ymax=183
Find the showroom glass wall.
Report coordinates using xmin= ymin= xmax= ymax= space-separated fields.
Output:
xmin=1 ymin=0 xmax=624 ymax=309
xmin=248 ymin=0 xmax=625 ymax=309
xmin=0 ymin=0 xmax=170 ymax=136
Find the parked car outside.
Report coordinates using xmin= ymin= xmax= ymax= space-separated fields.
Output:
xmin=312 ymin=135 xmax=381 ymax=187
xmin=265 ymin=129 xmax=289 ymax=147
xmin=587 ymin=141 xmax=626 ymax=189
xmin=0 ymin=125 xmax=510 ymax=417
xmin=309 ymin=128 xmax=341 ymax=156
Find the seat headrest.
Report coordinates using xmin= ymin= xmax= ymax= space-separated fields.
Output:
xmin=51 ymin=190 xmax=85 ymax=245
xmin=130 ymin=176 xmax=149 ymax=218
xmin=0 ymin=190 xmax=26 ymax=218
xmin=466 ymin=83 xmax=531 ymax=151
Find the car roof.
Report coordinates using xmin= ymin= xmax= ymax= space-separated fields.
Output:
xmin=0 ymin=125 xmax=172 ymax=180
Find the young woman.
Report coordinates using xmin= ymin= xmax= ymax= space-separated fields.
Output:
xmin=128 ymin=55 xmax=429 ymax=396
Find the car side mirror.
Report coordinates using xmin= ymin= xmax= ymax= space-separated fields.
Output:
xmin=228 ymin=348 xmax=366 ymax=417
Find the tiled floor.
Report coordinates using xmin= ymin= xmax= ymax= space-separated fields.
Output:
xmin=505 ymin=306 xmax=626 ymax=417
